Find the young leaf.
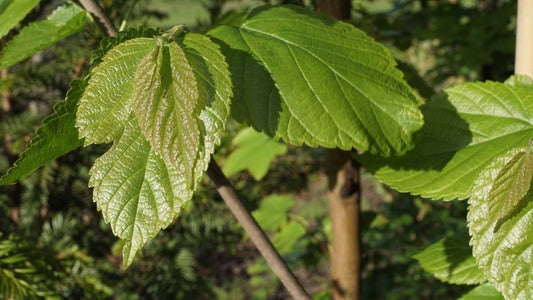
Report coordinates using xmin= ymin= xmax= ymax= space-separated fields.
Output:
xmin=179 ymin=33 xmax=232 ymax=189
xmin=0 ymin=79 xmax=86 ymax=185
xmin=133 ymin=38 xmax=200 ymax=189
xmin=89 ymin=116 xmax=190 ymax=268
xmin=487 ymin=150 xmax=533 ymax=226
xmin=77 ymin=38 xmax=157 ymax=144
xmin=90 ymin=27 xmax=160 ymax=66
xmin=210 ymin=5 xmax=423 ymax=156
xmin=223 ymin=127 xmax=287 ymax=180
xmin=413 ymin=232 xmax=486 ymax=285
xmin=77 ymin=33 xmax=231 ymax=266
xmin=0 ymin=4 xmax=87 ymax=70
xmin=0 ymin=0 xmax=40 ymax=38
xmin=458 ymin=283 xmax=504 ymax=300
xmin=358 ymin=81 xmax=533 ymax=200
xmin=468 ymin=147 xmax=533 ymax=299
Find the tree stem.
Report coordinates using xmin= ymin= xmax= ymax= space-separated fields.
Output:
xmin=206 ymin=159 xmax=311 ymax=300
xmin=515 ymin=0 xmax=533 ymax=79
xmin=78 ymin=0 xmax=117 ymax=37
xmin=318 ymin=1 xmax=361 ymax=299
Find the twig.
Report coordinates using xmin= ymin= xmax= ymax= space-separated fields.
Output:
xmin=206 ymin=160 xmax=311 ymax=300
xmin=78 ymin=0 xmax=117 ymax=37
xmin=78 ymin=2 xmax=310 ymax=298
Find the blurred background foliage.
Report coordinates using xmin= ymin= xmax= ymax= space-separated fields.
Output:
xmin=0 ymin=0 xmax=516 ymax=298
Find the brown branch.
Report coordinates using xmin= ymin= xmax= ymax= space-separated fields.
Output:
xmin=78 ymin=0 xmax=117 ymax=37
xmin=206 ymin=159 xmax=311 ymax=300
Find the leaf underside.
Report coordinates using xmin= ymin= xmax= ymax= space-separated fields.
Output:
xmin=0 ymin=79 xmax=86 ymax=185
xmin=77 ymin=33 xmax=231 ymax=267
xmin=358 ymin=81 xmax=533 ymax=201
xmin=0 ymin=4 xmax=87 ymax=70
xmin=209 ymin=5 xmax=423 ymax=156
xmin=468 ymin=147 xmax=533 ymax=300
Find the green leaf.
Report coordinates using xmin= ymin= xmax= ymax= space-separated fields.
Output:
xmin=89 ymin=116 xmax=190 ymax=268
xmin=210 ymin=5 xmax=423 ymax=156
xmin=413 ymin=232 xmax=486 ymax=285
xmin=468 ymin=146 xmax=533 ymax=299
xmin=207 ymin=25 xmax=282 ymax=136
xmin=487 ymin=151 xmax=533 ymax=226
xmin=133 ymin=38 xmax=200 ymax=189
xmin=179 ymin=33 xmax=232 ymax=189
xmin=273 ymin=221 xmax=307 ymax=255
xmin=504 ymin=75 xmax=533 ymax=92
xmin=0 ymin=4 xmax=86 ymax=70
xmin=77 ymin=38 xmax=157 ymax=144
xmin=0 ymin=0 xmax=40 ymax=38
xmin=358 ymin=81 xmax=533 ymax=200
xmin=90 ymin=27 xmax=159 ymax=66
xmin=223 ymin=127 xmax=287 ymax=180
xmin=459 ymin=283 xmax=504 ymax=300
xmin=252 ymin=194 xmax=294 ymax=232
xmin=78 ymin=33 xmax=231 ymax=267
xmin=0 ymin=79 xmax=86 ymax=185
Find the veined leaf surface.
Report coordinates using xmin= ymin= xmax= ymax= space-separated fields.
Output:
xmin=77 ymin=38 xmax=156 ymax=144
xmin=487 ymin=150 xmax=533 ymax=226
xmin=89 ymin=116 xmax=189 ymax=267
xmin=208 ymin=25 xmax=282 ymax=136
xmin=0 ymin=79 xmax=86 ymax=185
xmin=133 ymin=38 xmax=200 ymax=189
xmin=77 ymin=33 xmax=231 ymax=266
xmin=358 ymin=81 xmax=533 ymax=200
xmin=468 ymin=147 xmax=533 ymax=299
xmin=179 ymin=33 xmax=232 ymax=190
xmin=209 ymin=5 xmax=423 ymax=156
xmin=0 ymin=4 xmax=87 ymax=70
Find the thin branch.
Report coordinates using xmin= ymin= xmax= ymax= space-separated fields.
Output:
xmin=78 ymin=0 xmax=117 ymax=37
xmin=206 ymin=159 xmax=311 ymax=300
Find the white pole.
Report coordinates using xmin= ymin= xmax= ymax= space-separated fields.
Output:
xmin=515 ymin=0 xmax=533 ymax=79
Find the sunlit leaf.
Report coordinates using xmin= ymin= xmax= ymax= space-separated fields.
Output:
xmin=0 ymin=4 xmax=87 ymax=70
xmin=89 ymin=116 xmax=189 ymax=268
xmin=223 ymin=127 xmax=287 ymax=180
xmin=0 ymin=0 xmax=40 ymax=38
xmin=252 ymin=194 xmax=294 ymax=232
xmin=77 ymin=38 xmax=156 ymax=144
xmin=77 ymin=33 xmax=231 ymax=267
xmin=209 ymin=5 xmax=423 ymax=156
xmin=468 ymin=147 xmax=533 ymax=299
xmin=358 ymin=81 xmax=533 ymax=200
xmin=133 ymin=38 xmax=200 ymax=189
xmin=487 ymin=150 xmax=533 ymax=226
